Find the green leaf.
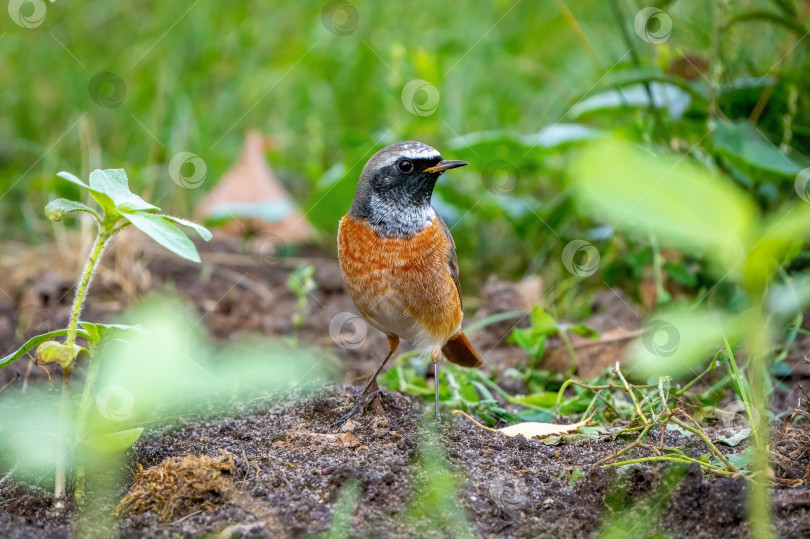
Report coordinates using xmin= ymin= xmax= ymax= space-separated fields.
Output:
xmin=569 ymin=82 xmax=692 ymax=119
xmin=56 ymin=171 xmax=116 ymax=216
xmin=159 ymin=215 xmax=213 ymax=241
xmin=567 ymin=467 xmax=584 ymax=486
xmin=664 ymin=261 xmax=698 ymax=287
xmin=710 ymin=448 xmax=752 ymax=469
xmin=120 ymin=211 xmax=201 ymax=262
xmin=630 ymin=306 xmax=740 ymax=380
xmin=0 ymin=329 xmax=91 ymax=370
xmin=516 ymin=408 xmax=555 ymax=423
xmin=45 ymin=199 xmax=100 ymax=223
xmin=57 ymin=171 xmax=89 ymax=189
xmin=578 ymin=426 xmax=610 ymax=436
xmin=514 ymin=392 xmax=558 ymax=408
xmin=89 ymin=169 xmax=159 ymax=213
xmin=57 ymin=172 xmax=116 ymax=215
xmin=568 ymin=324 xmax=599 ymax=338
xmin=530 ymin=306 xmax=559 ymax=335
xmin=79 ymin=322 xmax=142 ymax=352
xmin=572 ymin=138 xmax=758 ymax=272
xmin=743 ymin=204 xmax=810 ymax=291
xmin=768 ymin=275 xmax=810 ymax=317
xmin=86 ymin=427 xmax=144 ymax=453
xmin=714 ymin=120 xmax=806 ymax=177
xmin=509 ymin=328 xmax=535 ymax=350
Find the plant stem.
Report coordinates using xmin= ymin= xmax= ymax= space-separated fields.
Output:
xmin=606 ymin=456 xmax=739 ymax=477
xmin=670 ymin=416 xmax=739 ymax=473
xmin=746 ymin=313 xmax=773 ymax=539
xmin=724 ymin=337 xmax=760 ymax=448
xmin=73 ymin=352 xmax=101 ymax=505
xmin=615 ymin=363 xmax=648 ymax=426
xmin=54 ymin=230 xmax=110 ymax=501
xmin=53 ymin=374 xmax=71 ymax=502
xmin=66 ymin=231 xmax=109 ymax=349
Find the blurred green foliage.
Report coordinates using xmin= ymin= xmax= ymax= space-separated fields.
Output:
xmin=2 ymin=0 xmax=803 ymax=298
xmin=0 ymin=295 xmax=336 ymax=483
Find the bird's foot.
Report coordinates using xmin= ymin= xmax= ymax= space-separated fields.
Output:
xmin=331 ymin=389 xmax=383 ymax=428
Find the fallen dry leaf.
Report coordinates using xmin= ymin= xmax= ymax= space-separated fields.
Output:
xmin=288 ymin=430 xmax=360 ymax=448
xmin=497 ymin=420 xmax=591 ymax=439
xmin=335 ymin=432 xmax=361 ymax=448
xmin=453 ymin=410 xmax=595 ymax=440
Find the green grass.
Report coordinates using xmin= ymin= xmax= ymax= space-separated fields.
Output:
xmin=4 ymin=0 xmax=806 ymax=292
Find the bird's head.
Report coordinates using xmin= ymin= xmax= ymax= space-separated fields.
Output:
xmin=348 ymin=141 xmax=467 ymax=237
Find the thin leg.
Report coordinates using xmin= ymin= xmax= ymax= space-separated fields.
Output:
xmin=434 ymin=362 xmax=441 ymax=421
xmin=332 ymin=335 xmax=399 ymax=427
xmin=431 ymin=348 xmax=442 ymax=421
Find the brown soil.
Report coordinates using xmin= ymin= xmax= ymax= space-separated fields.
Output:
xmin=1 ymin=235 xmax=809 ymax=538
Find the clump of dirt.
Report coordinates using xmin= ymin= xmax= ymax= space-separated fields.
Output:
xmin=117 ymin=451 xmax=236 ymax=521
xmin=772 ymin=398 xmax=810 ymax=485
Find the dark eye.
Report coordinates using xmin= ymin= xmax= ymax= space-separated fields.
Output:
xmin=397 ymin=159 xmax=413 ymax=173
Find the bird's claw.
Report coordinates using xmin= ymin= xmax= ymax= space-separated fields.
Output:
xmin=331 ymin=389 xmax=383 ymax=428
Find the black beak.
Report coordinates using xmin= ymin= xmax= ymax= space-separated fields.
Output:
xmin=424 ymin=160 xmax=468 ymax=174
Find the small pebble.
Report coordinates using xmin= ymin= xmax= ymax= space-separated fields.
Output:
xmin=270 ymin=431 xmax=288 ymax=442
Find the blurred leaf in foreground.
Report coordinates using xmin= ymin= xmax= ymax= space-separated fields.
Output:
xmin=571 ymin=137 xmax=758 ymax=273
xmin=0 ymin=294 xmax=338 ymax=483
xmin=88 ymin=296 xmax=337 ymax=433
xmin=628 ymin=305 xmax=740 ymax=381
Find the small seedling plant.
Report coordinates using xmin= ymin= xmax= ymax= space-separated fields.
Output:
xmin=287 ymin=264 xmax=316 ymax=343
xmin=0 ymin=169 xmax=211 ymax=502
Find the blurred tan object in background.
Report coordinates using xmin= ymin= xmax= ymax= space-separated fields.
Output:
xmin=197 ymin=130 xmax=315 ymax=254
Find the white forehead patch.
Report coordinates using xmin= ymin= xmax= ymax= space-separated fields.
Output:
xmin=399 ymin=143 xmax=441 ymax=160
xmin=377 ymin=142 xmax=441 ymax=167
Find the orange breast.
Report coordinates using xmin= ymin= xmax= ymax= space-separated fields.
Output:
xmin=338 ymin=215 xmax=462 ymax=346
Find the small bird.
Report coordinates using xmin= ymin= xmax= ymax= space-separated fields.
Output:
xmin=335 ymin=141 xmax=482 ymax=424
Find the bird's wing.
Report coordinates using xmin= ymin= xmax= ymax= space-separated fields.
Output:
xmin=435 ymin=212 xmax=462 ymax=309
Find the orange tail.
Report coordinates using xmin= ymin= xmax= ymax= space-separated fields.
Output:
xmin=442 ymin=332 xmax=482 ymax=368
